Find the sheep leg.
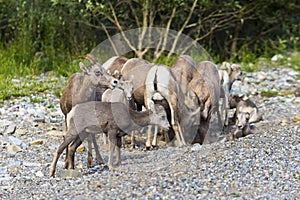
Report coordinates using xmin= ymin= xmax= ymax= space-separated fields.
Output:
xmin=145 ymin=125 xmax=153 ymax=149
xmin=49 ymin=133 xmax=78 ymax=177
xmin=216 ymin=108 xmax=223 ymax=130
xmin=130 ymin=131 xmax=136 ymax=149
xmin=224 ymin=94 xmax=229 ymax=126
xmin=87 ymin=135 xmax=93 ymax=168
xmin=67 ymin=135 xmax=86 ymax=169
xmin=108 ymin=131 xmax=117 ymax=170
xmin=168 ymin=95 xmax=186 ymax=147
xmin=115 ymin=136 xmax=122 ymax=166
xmin=91 ymin=133 xmax=104 ymax=165
xmin=64 ymin=136 xmax=80 ymax=169
xmin=151 ymin=125 xmax=159 ymax=147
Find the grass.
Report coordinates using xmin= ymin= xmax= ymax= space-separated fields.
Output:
xmin=231 ymin=193 xmax=241 ymax=198
xmin=239 ymin=51 xmax=300 ymax=73
xmin=0 ymin=75 xmax=66 ymax=103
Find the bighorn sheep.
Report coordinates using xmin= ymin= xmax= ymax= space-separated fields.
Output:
xmin=102 ymin=56 xmax=128 ymax=79
xmin=49 ymin=102 xmax=169 ymax=177
xmin=66 ymin=78 xmax=136 ymax=168
xmin=189 ymin=61 xmax=222 ymax=144
xmin=121 ymin=58 xmax=152 ymax=110
xmin=229 ymin=95 xmax=262 ymax=124
xmin=102 ymin=78 xmax=136 ymax=147
xmin=172 ymin=55 xmax=197 ymax=95
xmin=60 ymin=54 xmax=119 ymax=128
xmin=218 ymin=62 xmax=243 ymax=126
xmin=141 ymin=55 xmax=197 ymax=148
xmin=59 ymin=54 xmax=118 ymax=168
xmin=144 ymin=64 xmax=200 ymax=147
xmin=230 ymin=107 xmax=259 ymax=140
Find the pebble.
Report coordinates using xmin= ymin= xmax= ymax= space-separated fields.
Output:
xmin=0 ymin=68 xmax=299 ymax=199
xmin=6 ymin=145 xmax=22 ymax=153
xmin=3 ymin=124 xmax=17 ymax=135
xmin=29 ymin=139 xmax=44 ymax=146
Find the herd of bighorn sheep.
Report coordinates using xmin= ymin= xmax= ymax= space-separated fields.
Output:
xmin=49 ymin=54 xmax=262 ymax=177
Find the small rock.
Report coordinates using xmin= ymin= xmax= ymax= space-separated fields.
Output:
xmin=50 ymin=117 xmax=58 ymax=123
xmin=15 ymin=129 xmax=27 ymax=136
xmin=271 ymin=54 xmax=284 ymax=62
xmin=30 ymin=139 xmax=44 ymax=146
xmin=76 ymin=145 xmax=86 ymax=152
xmin=35 ymin=171 xmax=44 ymax=177
xmin=281 ymin=119 xmax=288 ymax=126
xmin=34 ymin=118 xmax=45 ymax=123
xmin=7 ymin=136 xmax=28 ymax=149
xmin=293 ymin=115 xmax=300 ymax=123
xmin=190 ymin=143 xmax=202 ymax=152
xmin=6 ymin=145 xmax=22 ymax=153
xmin=46 ymin=130 xmax=64 ymax=137
xmin=3 ymin=124 xmax=16 ymax=135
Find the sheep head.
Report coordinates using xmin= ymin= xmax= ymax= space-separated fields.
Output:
xmin=79 ymin=54 xmax=118 ymax=88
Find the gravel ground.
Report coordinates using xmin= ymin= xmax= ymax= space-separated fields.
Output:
xmin=0 ymin=67 xmax=299 ymax=199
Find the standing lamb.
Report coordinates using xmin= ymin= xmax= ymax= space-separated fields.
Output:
xmin=49 ymin=102 xmax=169 ymax=177
xmin=65 ymin=78 xmax=136 ymax=168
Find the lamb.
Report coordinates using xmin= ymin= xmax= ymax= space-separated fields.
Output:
xmin=49 ymin=102 xmax=170 ymax=177
xmin=65 ymin=78 xmax=136 ymax=168
xmin=230 ymin=108 xmax=259 ymax=140
xmin=120 ymin=58 xmax=152 ymax=111
xmin=229 ymin=95 xmax=262 ymax=124
xmin=218 ymin=62 xmax=243 ymax=126
xmin=59 ymin=54 xmax=119 ymax=168
xmin=189 ymin=61 xmax=222 ymax=144
xmin=102 ymin=78 xmax=136 ymax=147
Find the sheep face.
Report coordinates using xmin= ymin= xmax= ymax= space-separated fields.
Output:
xmin=119 ymin=79 xmax=134 ymax=101
xmin=230 ymin=64 xmax=243 ymax=81
xmin=236 ymin=108 xmax=250 ymax=129
xmin=79 ymin=61 xmax=118 ymax=88
xmin=149 ymin=104 xmax=170 ymax=130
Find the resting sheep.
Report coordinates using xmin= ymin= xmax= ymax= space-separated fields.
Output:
xmin=230 ymin=107 xmax=259 ymax=140
xmin=49 ymin=102 xmax=169 ymax=177
xmin=229 ymin=95 xmax=262 ymax=124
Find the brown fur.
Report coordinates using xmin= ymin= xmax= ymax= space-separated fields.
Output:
xmin=189 ymin=61 xmax=222 ymax=144
xmin=49 ymin=102 xmax=169 ymax=177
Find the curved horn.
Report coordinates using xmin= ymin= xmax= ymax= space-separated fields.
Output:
xmin=78 ymin=54 xmax=97 ymax=65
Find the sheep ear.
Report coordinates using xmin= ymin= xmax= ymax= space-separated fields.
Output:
xmin=79 ymin=62 xmax=90 ymax=74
